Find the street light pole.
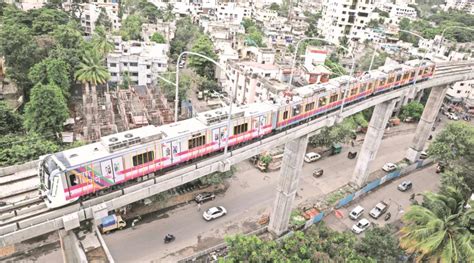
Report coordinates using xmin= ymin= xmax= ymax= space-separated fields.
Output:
xmin=287 ymin=37 xmax=355 ymax=116
xmin=175 ymin=51 xmax=235 ymax=157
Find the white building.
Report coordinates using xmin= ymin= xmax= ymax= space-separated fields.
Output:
xmin=318 ymin=0 xmax=377 ymax=44
xmin=214 ymin=2 xmax=252 ymax=24
xmin=446 ymin=80 xmax=473 ymax=103
xmin=142 ymin=20 xmax=176 ymax=44
xmin=5 ymin=0 xmax=46 ymax=10
xmin=78 ymin=0 xmax=121 ymax=35
xmin=381 ymin=3 xmax=417 ymax=22
xmin=444 ymin=0 xmax=474 ymax=14
xmin=107 ymin=38 xmax=169 ymax=86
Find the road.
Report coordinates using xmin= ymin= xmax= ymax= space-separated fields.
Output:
xmin=102 ymin=122 xmax=440 ymax=262
xmin=324 ymin=165 xmax=440 ymax=233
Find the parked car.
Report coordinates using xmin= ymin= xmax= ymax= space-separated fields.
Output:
xmin=304 ymin=152 xmax=321 ymax=163
xmin=312 ymin=168 xmax=324 ymax=178
xmin=369 ymin=201 xmax=389 ymax=219
xmin=448 ymin=113 xmax=459 ymax=120
xmin=382 ymin=163 xmax=397 ymax=172
xmin=209 ymin=91 xmax=220 ymax=99
xmin=419 ymin=151 xmax=428 ymax=159
xmin=349 ymin=205 xmax=365 ymax=220
xmin=197 ymin=91 xmax=204 ymax=100
xmin=398 ymin=181 xmax=413 ymax=192
xmin=203 ymin=206 xmax=227 ymax=221
xmin=352 ymin=218 xmax=370 ymax=234
xmin=194 ymin=192 xmax=215 ymax=203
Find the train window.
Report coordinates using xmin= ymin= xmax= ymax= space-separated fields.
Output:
xmin=359 ymin=84 xmax=367 ymax=92
xmin=396 ymin=75 xmax=402 ymax=82
xmin=69 ymin=174 xmax=78 ymax=186
xmin=329 ymin=94 xmax=338 ymax=103
xmin=233 ymin=123 xmax=248 ymax=135
xmin=418 ymin=69 xmax=423 ymax=75
xmin=132 ymin=151 xmax=155 ymax=166
xmin=305 ymin=102 xmax=315 ymax=112
xmin=388 ymin=76 xmax=395 ymax=83
xmin=410 ymin=71 xmax=415 ymax=78
xmin=283 ymin=111 xmax=289 ymax=120
xmin=350 ymin=87 xmax=358 ymax=96
xmin=378 ymin=79 xmax=386 ymax=86
xmin=319 ymin=97 xmax=327 ymax=106
xmin=188 ymin=135 xmax=206 ymax=149
xmin=292 ymin=105 xmax=301 ymax=116
xmin=368 ymin=83 xmax=374 ymax=90
xmin=403 ymin=72 xmax=410 ymax=79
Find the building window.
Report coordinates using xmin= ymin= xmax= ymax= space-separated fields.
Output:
xmin=131 ymin=72 xmax=139 ymax=76
xmin=111 ymin=73 xmax=117 ymax=76
xmin=305 ymin=102 xmax=315 ymax=112
xmin=283 ymin=111 xmax=289 ymax=120
xmin=130 ymin=62 xmax=138 ymax=67
xmin=110 ymin=63 xmax=117 ymax=67
xmin=233 ymin=123 xmax=248 ymax=135
xmin=132 ymin=151 xmax=154 ymax=166
xmin=264 ymin=73 xmax=271 ymax=77
xmin=457 ymin=90 xmax=462 ymax=94
xmin=123 ymin=62 xmax=128 ymax=66
xmin=147 ymin=65 xmax=151 ymax=69
xmin=188 ymin=135 xmax=206 ymax=149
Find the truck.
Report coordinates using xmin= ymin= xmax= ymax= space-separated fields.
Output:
xmin=99 ymin=214 xmax=126 ymax=234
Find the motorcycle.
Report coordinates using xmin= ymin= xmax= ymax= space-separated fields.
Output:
xmin=164 ymin=234 xmax=175 ymax=244
xmin=384 ymin=212 xmax=391 ymax=221
xmin=131 ymin=216 xmax=142 ymax=230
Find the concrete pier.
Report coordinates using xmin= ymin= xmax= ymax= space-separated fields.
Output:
xmin=59 ymin=230 xmax=88 ymax=263
xmin=406 ymin=86 xmax=448 ymax=163
xmin=268 ymin=135 xmax=308 ymax=236
xmin=351 ymin=99 xmax=396 ymax=187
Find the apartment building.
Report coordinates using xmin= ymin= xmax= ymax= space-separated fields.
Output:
xmin=318 ymin=0 xmax=377 ymax=44
xmin=380 ymin=3 xmax=417 ymax=22
xmin=78 ymin=0 xmax=120 ymax=35
xmin=446 ymin=80 xmax=473 ymax=103
xmin=142 ymin=21 xmax=176 ymax=44
xmin=444 ymin=0 xmax=474 ymax=14
xmin=4 ymin=0 xmax=46 ymax=10
xmin=107 ymin=37 xmax=169 ymax=86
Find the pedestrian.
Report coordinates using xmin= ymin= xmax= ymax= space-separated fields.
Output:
xmin=197 ymin=202 xmax=201 ymax=211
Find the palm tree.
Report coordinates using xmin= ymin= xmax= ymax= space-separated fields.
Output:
xmin=92 ymin=26 xmax=115 ymax=57
xmin=400 ymin=188 xmax=474 ymax=262
xmin=75 ymin=49 xmax=110 ymax=94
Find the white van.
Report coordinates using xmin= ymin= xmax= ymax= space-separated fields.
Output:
xmin=349 ymin=205 xmax=364 ymax=220
xmin=304 ymin=152 xmax=321 ymax=163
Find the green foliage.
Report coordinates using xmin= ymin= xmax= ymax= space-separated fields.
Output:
xmin=304 ymin=12 xmax=321 ymax=37
xmin=269 ymin=3 xmax=280 ymax=11
xmin=29 ymin=7 xmax=69 ymax=35
xmin=95 ymin=7 xmax=113 ymax=31
xmin=150 ymin=32 xmax=166 ymax=44
xmin=245 ymin=26 xmax=265 ymax=47
xmin=189 ymin=35 xmax=219 ymax=79
xmin=225 ymin=223 xmax=374 ymax=262
xmin=428 ymin=122 xmax=474 ymax=192
xmin=0 ymin=101 xmax=23 ymax=136
xmin=24 ymin=83 xmax=69 ymax=138
xmin=198 ymin=167 xmax=234 ymax=186
xmin=357 ymin=48 xmax=388 ymax=71
xmin=259 ymin=155 xmax=272 ymax=165
xmin=92 ymin=26 xmax=115 ymax=56
xmin=0 ymin=134 xmax=60 ymax=166
xmin=399 ymin=101 xmax=424 ymax=121
xmin=120 ymin=14 xmax=144 ymax=41
xmin=28 ymin=58 xmax=71 ymax=99
xmin=324 ymin=59 xmax=347 ymax=78
xmin=309 ymin=118 xmax=357 ymax=148
xmin=120 ymin=71 xmax=132 ymax=89
xmin=400 ymin=188 xmax=473 ymax=262
xmin=241 ymin=18 xmax=256 ymax=32
xmin=356 ymin=226 xmax=404 ymax=262
xmin=169 ymin=17 xmax=200 ymax=61
xmin=374 ymin=8 xmax=389 ymax=18
xmin=158 ymin=71 xmax=191 ymax=101
xmin=75 ymin=49 xmax=110 ymax=86
xmin=197 ymin=76 xmax=220 ymax=91
xmin=353 ymin=112 xmax=368 ymax=128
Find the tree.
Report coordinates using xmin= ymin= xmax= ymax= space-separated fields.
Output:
xmin=120 ymin=71 xmax=132 ymax=89
xmin=95 ymin=7 xmax=113 ymax=31
xmin=269 ymin=3 xmax=280 ymax=11
xmin=158 ymin=71 xmax=191 ymax=101
xmin=188 ymin=35 xmax=219 ymax=79
xmin=0 ymin=102 xmax=23 ymax=136
xmin=428 ymin=122 xmax=474 ymax=191
xmin=241 ymin=18 xmax=256 ymax=32
xmin=246 ymin=26 xmax=264 ymax=47
xmin=30 ymin=7 xmax=69 ymax=35
xmin=0 ymin=23 xmax=40 ymax=93
xmin=24 ymin=83 xmax=69 ymax=138
xmin=50 ymin=21 xmax=84 ymax=80
xmin=170 ymin=17 xmax=200 ymax=61
xmin=28 ymin=58 xmax=71 ymax=99
xmin=0 ymin=134 xmax=60 ymax=166
xmin=120 ymin=14 xmax=144 ymax=41
xmin=356 ymin=226 xmax=404 ymax=262
xmin=75 ymin=49 xmax=111 ymax=94
xmin=400 ymin=188 xmax=473 ymax=262
xmin=357 ymin=49 xmax=388 ymax=71
xmin=92 ymin=26 xmax=115 ymax=57
xmin=150 ymin=32 xmax=166 ymax=44
xmin=309 ymin=118 xmax=356 ymax=148
xmin=197 ymin=76 xmax=220 ymax=91
xmin=399 ymin=101 xmax=424 ymax=121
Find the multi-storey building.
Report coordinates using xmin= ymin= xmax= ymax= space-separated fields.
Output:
xmin=446 ymin=80 xmax=473 ymax=103
xmin=107 ymin=37 xmax=169 ymax=86
xmin=4 ymin=0 xmax=46 ymax=10
xmin=380 ymin=2 xmax=417 ymax=22
xmin=318 ymin=0 xmax=377 ymax=44
xmin=77 ymin=0 xmax=121 ymax=35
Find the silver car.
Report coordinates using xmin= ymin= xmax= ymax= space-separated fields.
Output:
xmin=203 ymin=206 xmax=227 ymax=221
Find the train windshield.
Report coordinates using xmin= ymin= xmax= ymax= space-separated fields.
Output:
xmin=41 ymin=156 xmax=59 ymax=190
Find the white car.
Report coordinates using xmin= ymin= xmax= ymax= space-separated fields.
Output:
xmin=203 ymin=206 xmax=227 ymax=221
xmin=352 ymin=218 xmax=371 ymax=234
xmin=304 ymin=152 xmax=321 ymax=163
xmin=369 ymin=201 xmax=389 ymax=219
xmin=448 ymin=113 xmax=459 ymax=120
xmin=382 ymin=163 xmax=397 ymax=172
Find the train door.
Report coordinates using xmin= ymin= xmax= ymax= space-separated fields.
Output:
xmin=212 ymin=126 xmax=228 ymax=148
xmin=252 ymin=115 xmax=267 ymax=137
xmin=161 ymin=141 xmax=172 ymax=166
xmin=171 ymin=140 xmax=181 ymax=164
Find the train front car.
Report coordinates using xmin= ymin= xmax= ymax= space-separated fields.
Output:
xmin=39 ymin=154 xmax=74 ymax=208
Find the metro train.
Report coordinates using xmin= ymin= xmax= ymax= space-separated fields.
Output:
xmin=39 ymin=59 xmax=436 ymax=208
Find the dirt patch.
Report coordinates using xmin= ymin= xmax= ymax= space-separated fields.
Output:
xmin=86 ymin=247 xmax=107 ymax=263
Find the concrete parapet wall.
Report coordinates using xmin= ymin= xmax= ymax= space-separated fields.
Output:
xmin=0 ymin=160 xmax=39 ymax=177
xmin=59 ymin=230 xmax=87 ymax=263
